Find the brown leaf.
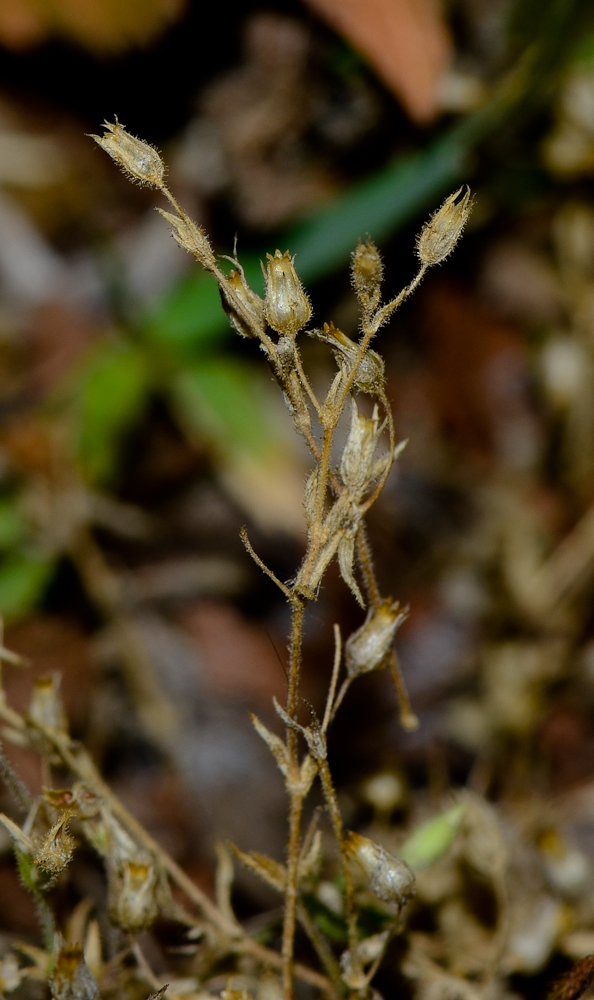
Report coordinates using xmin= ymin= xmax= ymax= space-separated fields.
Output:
xmin=302 ymin=0 xmax=451 ymax=123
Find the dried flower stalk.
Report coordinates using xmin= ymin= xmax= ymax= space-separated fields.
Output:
xmin=0 ymin=122 xmax=471 ymax=1000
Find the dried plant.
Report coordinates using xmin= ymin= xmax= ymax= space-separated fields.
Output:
xmin=0 ymin=121 xmax=473 ymax=1000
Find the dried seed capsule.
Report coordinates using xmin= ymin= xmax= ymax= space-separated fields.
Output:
xmin=109 ymin=860 xmax=158 ymax=933
xmin=313 ymin=323 xmax=384 ymax=394
xmin=264 ymin=250 xmax=312 ymax=337
xmin=28 ymin=674 xmax=67 ymax=731
xmin=222 ymin=267 xmax=265 ymax=338
xmin=416 ymin=186 xmax=473 ymax=267
xmin=345 ymin=831 xmax=415 ymax=906
xmin=351 ymin=238 xmax=383 ymax=312
xmin=91 ymin=120 xmax=164 ymax=187
xmin=345 ymin=601 xmax=407 ymax=678
xmin=34 ymin=814 xmax=75 ymax=877
xmin=51 ymin=946 xmax=99 ymax=1000
xmin=340 ymin=399 xmax=382 ymax=496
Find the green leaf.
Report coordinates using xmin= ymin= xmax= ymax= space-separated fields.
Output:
xmin=400 ymin=804 xmax=466 ymax=872
xmin=0 ymin=497 xmax=27 ymax=550
xmin=141 ymin=270 xmax=230 ymax=357
xmin=0 ymin=553 xmax=54 ymax=623
xmin=172 ymin=358 xmax=278 ymax=462
xmin=73 ymin=340 xmax=151 ymax=485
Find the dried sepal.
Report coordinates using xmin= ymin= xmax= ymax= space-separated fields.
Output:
xmin=337 ymin=530 xmax=364 ymax=608
xmin=303 ymin=467 xmax=319 ymax=527
xmin=351 ymin=238 xmax=383 ymax=315
xmin=230 ymin=843 xmax=286 ymax=892
xmin=345 ymin=831 xmax=415 ymax=906
xmin=50 ymin=945 xmax=99 ymax=1000
xmin=416 ymin=186 xmax=474 ymax=267
xmin=296 ymin=754 xmax=319 ymax=797
xmin=90 ymin=120 xmax=164 ymax=188
xmin=109 ymin=860 xmax=159 ymax=933
xmin=157 ymin=209 xmax=216 ymax=270
xmin=264 ymin=250 xmax=312 ymax=337
xmin=250 ymin=713 xmax=289 ymax=778
xmin=298 ymin=830 xmax=322 ymax=882
xmin=313 ymin=323 xmax=385 ymax=394
xmin=34 ymin=813 xmax=75 ymax=878
xmin=345 ymin=601 xmax=407 ymax=678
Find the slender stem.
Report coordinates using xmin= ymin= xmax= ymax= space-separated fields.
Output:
xmin=322 ymin=625 xmax=342 ymax=734
xmin=372 ymin=266 xmax=427 ymax=332
xmin=0 ymin=738 xmax=32 ymax=812
xmin=355 ymin=526 xmax=381 ymax=608
xmin=282 ymin=598 xmax=306 ymax=1000
xmin=318 ymin=759 xmax=362 ymax=984
xmin=294 ymin=347 xmax=322 ymax=417
xmin=240 ymin=528 xmax=293 ymax=599
xmin=388 ymin=650 xmax=418 ymax=732
xmin=297 ymin=902 xmax=344 ymax=994
xmin=283 ymin=792 xmax=305 ymax=1000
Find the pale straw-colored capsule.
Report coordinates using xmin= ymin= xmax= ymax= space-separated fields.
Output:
xmin=222 ymin=267 xmax=265 ymax=338
xmin=416 ymin=186 xmax=474 ymax=267
xmin=34 ymin=814 xmax=75 ymax=877
xmin=50 ymin=945 xmax=99 ymax=1000
xmin=109 ymin=860 xmax=158 ymax=933
xmin=28 ymin=674 xmax=67 ymax=731
xmin=345 ymin=830 xmax=415 ymax=906
xmin=264 ymin=250 xmax=312 ymax=337
xmin=91 ymin=120 xmax=164 ymax=188
xmin=314 ymin=322 xmax=385 ymax=394
xmin=346 ymin=601 xmax=406 ymax=678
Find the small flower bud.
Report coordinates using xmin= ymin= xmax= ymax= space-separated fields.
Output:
xmin=351 ymin=238 xmax=383 ymax=313
xmin=51 ymin=946 xmax=98 ymax=1000
xmin=264 ymin=250 xmax=312 ymax=337
xmin=90 ymin=120 xmax=164 ymax=188
xmin=416 ymin=186 xmax=473 ymax=267
xmin=109 ymin=860 xmax=158 ymax=933
xmin=34 ymin=814 xmax=75 ymax=878
xmin=345 ymin=831 xmax=415 ymax=906
xmin=28 ymin=674 xmax=67 ymax=731
xmin=157 ymin=209 xmax=216 ymax=269
xmin=345 ymin=601 xmax=407 ymax=678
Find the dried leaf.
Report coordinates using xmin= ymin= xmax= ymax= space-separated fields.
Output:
xmin=303 ymin=0 xmax=451 ymax=123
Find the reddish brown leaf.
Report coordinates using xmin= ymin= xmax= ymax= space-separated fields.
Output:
xmin=303 ymin=0 xmax=451 ymax=122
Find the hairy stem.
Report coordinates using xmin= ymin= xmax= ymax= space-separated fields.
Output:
xmin=318 ymin=759 xmax=362 ymax=985
xmin=282 ymin=597 xmax=306 ymax=999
